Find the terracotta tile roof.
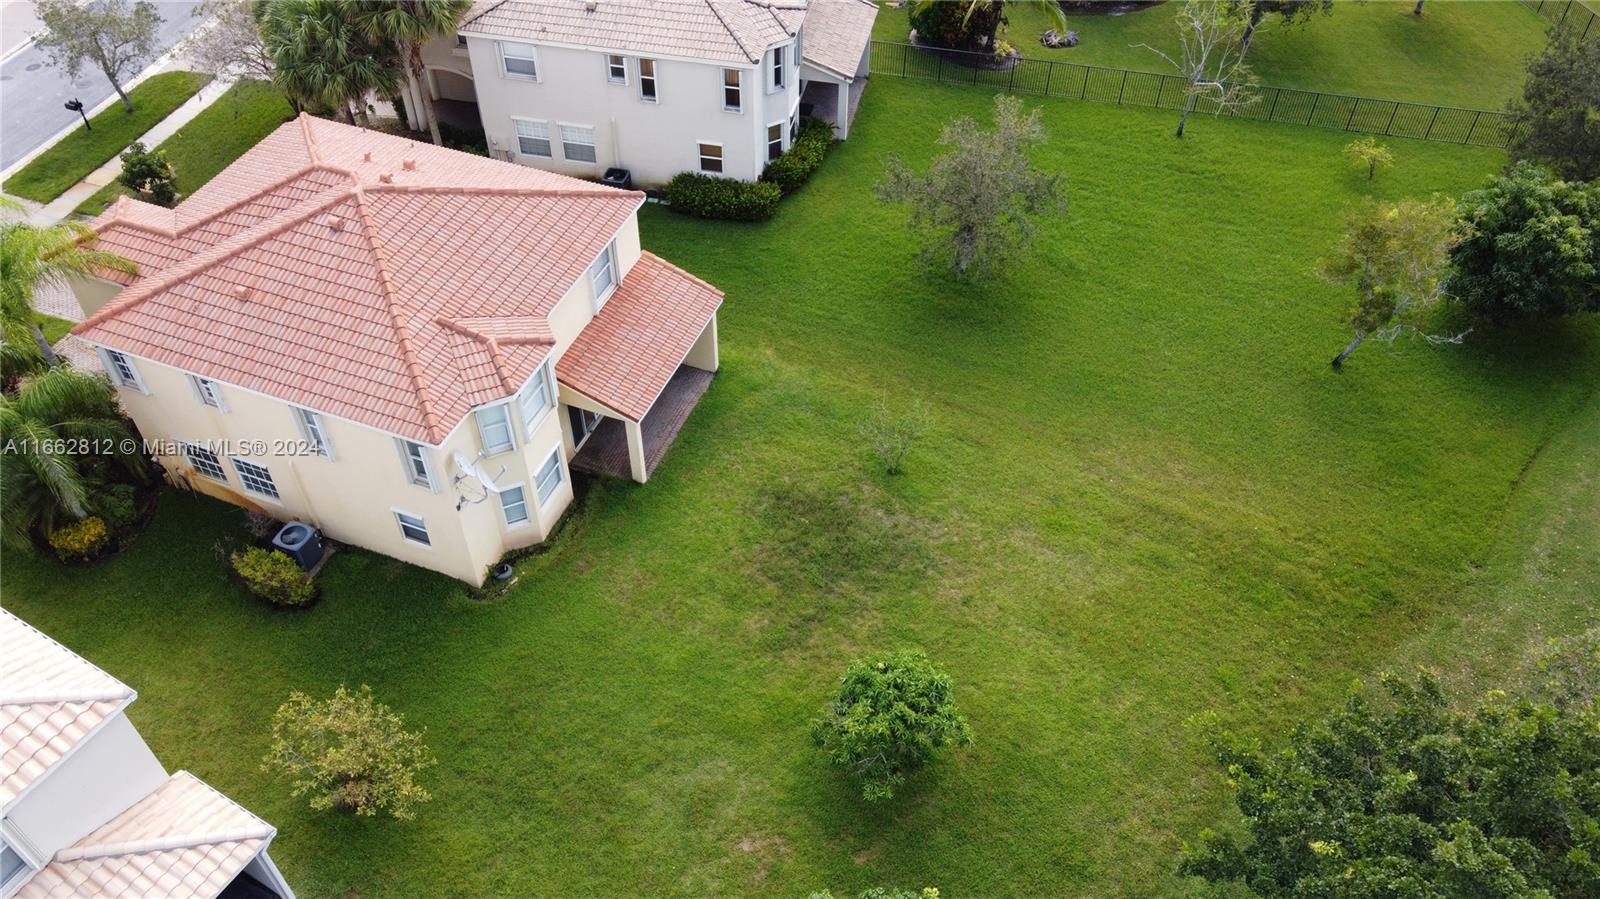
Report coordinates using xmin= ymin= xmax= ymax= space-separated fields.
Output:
xmin=462 ymin=0 xmax=805 ymax=65
xmin=16 ymin=771 xmax=274 ymax=899
xmin=799 ymin=0 xmax=878 ymax=79
xmin=76 ymin=115 xmax=642 ymax=443
xmin=558 ymin=251 xmax=722 ymax=421
xmin=0 ymin=611 xmax=135 ymax=810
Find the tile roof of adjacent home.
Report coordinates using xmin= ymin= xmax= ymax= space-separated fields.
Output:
xmin=798 ymin=0 xmax=879 ymax=79
xmin=560 ymin=252 xmax=723 ymax=421
xmin=461 ymin=0 xmax=806 ymax=65
xmin=15 ymin=771 xmax=276 ymax=899
xmin=75 ymin=114 xmax=653 ymax=444
xmin=0 ymin=610 xmax=136 ymax=810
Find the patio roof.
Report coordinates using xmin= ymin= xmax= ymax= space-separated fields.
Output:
xmin=799 ymin=0 xmax=878 ymax=80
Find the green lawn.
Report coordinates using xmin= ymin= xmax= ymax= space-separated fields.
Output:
xmin=874 ymin=0 xmax=1551 ymax=108
xmin=1 ymin=71 xmax=212 ymax=204
xmin=75 ymin=80 xmax=294 ymax=218
xmin=9 ymin=78 xmax=1600 ymax=898
xmin=34 ymin=314 xmax=75 ymax=346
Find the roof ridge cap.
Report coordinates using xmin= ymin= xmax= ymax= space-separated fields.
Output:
xmin=56 ymin=827 xmax=275 ymax=862
xmin=170 ymin=164 xmax=358 ymax=236
xmin=0 ymin=689 xmax=134 ymax=706
xmin=366 ymin=183 xmax=642 ymax=200
xmin=437 ymin=316 xmax=555 ymax=393
xmin=76 ymin=190 xmax=355 ymax=332
xmin=352 ymin=187 xmax=447 ymax=440
xmin=0 ymin=611 xmax=134 ymax=702
xmin=702 ymin=0 xmax=759 ymax=62
xmin=297 ymin=112 xmax=323 ymax=164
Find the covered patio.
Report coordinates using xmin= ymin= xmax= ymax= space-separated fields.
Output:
xmin=797 ymin=0 xmax=878 ymax=139
xmin=570 ymin=366 xmax=713 ymax=481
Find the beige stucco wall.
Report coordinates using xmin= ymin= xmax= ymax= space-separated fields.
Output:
xmin=97 ymin=348 xmax=573 ymax=586
xmin=66 ymin=274 xmax=125 ymax=318
xmin=446 ymin=30 xmax=802 ymax=186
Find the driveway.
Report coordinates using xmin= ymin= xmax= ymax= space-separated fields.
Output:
xmin=1 ymin=0 xmax=205 ymax=170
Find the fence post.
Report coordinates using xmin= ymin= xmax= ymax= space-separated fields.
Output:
xmin=1560 ymin=0 xmax=1571 ymax=22
xmin=1155 ymin=74 xmax=1165 ymax=108
xmin=1585 ymin=11 xmax=1594 ymax=39
xmin=901 ymin=44 xmax=907 ymax=77
xmin=1307 ymin=92 xmax=1320 ymax=125
xmin=1423 ymin=105 xmax=1440 ymax=140
xmin=1383 ymin=103 xmax=1398 ymax=135
xmin=1080 ymin=67 xmax=1088 ymax=99
xmin=1045 ymin=60 xmax=1053 ymax=96
xmin=1536 ymin=0 xmax=1544 ymax=11
xmin=1465 ymin=110 xmax=1482 ymax=144
xmin=1344 ymin=98 xmax=1360 ymax=130
xmin=1117 ymin=69 xmax=1128 ymax=104
xmin=1267 ymin=87 xmax=1280 ymax=120
xmin=1009 ymin=61 xmax=1016 ymax=92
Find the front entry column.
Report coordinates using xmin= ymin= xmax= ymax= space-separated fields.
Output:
xmin=837 ymin=80 xmax=850 ymax=139
xmin=625 ymin=418 xmax=648 ymax=483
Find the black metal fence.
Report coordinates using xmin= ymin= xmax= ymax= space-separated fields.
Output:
xmin=1519 ymin=0 xmax=1599 ymax=40
xmin=867 ymin=41 xmax=1513 ymax=148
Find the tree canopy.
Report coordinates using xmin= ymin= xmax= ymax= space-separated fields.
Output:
xmin=33 ymin=0 xmax=163 ymax=112
xmin=1451 ymin=162 xmax=1599 ymax=321
xmin=1506 ymin=20 xmax=1600 ymax=183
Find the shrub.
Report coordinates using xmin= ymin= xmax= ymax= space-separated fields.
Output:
xmin=92 ymin=483 xmax=139 ymax=529
xmin=860 ymin=399 xmax=929 ymax=475
xmin=1450 ymin=162 xmax=1598 ymax=321
xmin=1343 ymin=137 xmax=1393 ymax=181
xmin=263 ymin=684 xmax=435 ymax=820
xmin=48 ymin=516 xmax=110 ymax=561
xmin=665 ymin=172 xmax=781 ymax=222
xmin=761 ymin=117 xmax=834 ymax=194
xmin=909 ymin=0 xmax=998 ymax=52
xmin=230 ymin=545 xmax=315 ymax=608
xmin=811 ymin=649 xmax=972 ymax=801
xmin=117 ymin=141 xmax=177 ymax=206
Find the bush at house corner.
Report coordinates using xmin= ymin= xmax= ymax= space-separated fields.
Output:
xmin=666 ymin=173 xmax=782 ymax=222
xmin=230 ymin=546 xmax=316 ymax=608
xmin=761 ymin=117 xmax=835 ymax=194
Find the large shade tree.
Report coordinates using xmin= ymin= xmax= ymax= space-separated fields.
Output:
xmin=33 ymin=0 xmax=162 ymax=113
xmin=259 ymin=0 xmax=395 ymax=125
xmin=1505 ymin=19 xmax=1600 ymax=183
xmin=1451 ymin=162 xmax=1599 ymax=321
xmin=349 ymin=0 xmax=471 ymax=146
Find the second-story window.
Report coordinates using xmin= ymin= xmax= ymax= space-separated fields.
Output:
xmin=499 ymin=41 xmax=537 ymax=79
xmin=588 ymin=240 xmax=617 ymax=306
xmin=722 ymin=68 xmax=741 ymax=112
xmin=771 ymin=45 xmax=786 ymax=90
xmin=476 ymin=403 xmax=515 ymax=455
xmin=639 ymin=58 xmax=658 ymax=101
xmin=190 ymin=375 xmax=226 ymax=411
xmin=518 ymin=363 xmax=553 ymax=438
xmin=398 ymin=439 xmax=433 ymax=489
xmin=607 ymin=54 xmax=627 ymax=83
xmin=295 ymin=406 xmax=331 ymax=457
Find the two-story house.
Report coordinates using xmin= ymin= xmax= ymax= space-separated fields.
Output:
xmin=413 ymin=0 xmax=879 ymax=186
xmin=1 ymin=610 xmax=294 ymax=899
xmin=71 ymin=114 xmax=723 ymax=585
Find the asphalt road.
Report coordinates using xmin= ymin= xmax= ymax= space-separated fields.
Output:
xmin=1 ymin=0 xmax=204 ymax=171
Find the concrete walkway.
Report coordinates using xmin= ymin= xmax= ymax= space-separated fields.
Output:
xmin=28 ymin=76 xmax=237 ymax=225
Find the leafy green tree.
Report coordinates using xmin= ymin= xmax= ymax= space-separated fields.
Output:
xmin=811 ymin=649 xmax=972 ymax=802
xmin=1506 ymin=20 xmax=1600 ymax=182
xmin=117 ymin=142 xmax=177 ymax=206
xmin=259 ymin=0 xmax=396 ymax=126
xmin=1228 ymin=1 xmax=1334 ymax=56
xmin=1343 ymin=137 xmax=1394 ymax=181
xmin=0 ymin=367 xmax=143 ymax=550
xmin=264 ymin=684 xmax=435 ymax=820
xmin=907 ymin=0 xmax=1065 ymax=54
xmin=1451 ymin=162 xmax=1598 ymax=322
xmin=1317 ymin=195 xmax=1462 ymax=368
xmin=1180 ymin=670 xmax=1600 ymax=897
xmin=1140 ymin=1 xmax=1259 ymax=138
xmin=348 ymin=0 xmax=470 ymax=146
xmin=33 ymin=0 xmax=163 ymax=113
xmin=876 ymin=94 xmax=1065 ymax=278
xmin=1 ymin=198 xmax=137 ymax=368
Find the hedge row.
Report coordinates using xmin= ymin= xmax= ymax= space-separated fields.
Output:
xmin=665 ymin=117 xmax=836 ymax=222
xmin=761 ymin=117 xmax=835 ymax=194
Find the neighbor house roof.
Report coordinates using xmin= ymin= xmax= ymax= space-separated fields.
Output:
xmin=16 ymin=771 xmax=275 ymax=899
xmin=797 ymin=0 xmax=877 ymax=79
xmin=461 ymin=0 xmax=806 ymax=66
xmin=560 ymin=252 xmax=722 ymax=421
xmin=0 ymin=610 xmax=136 ymax=810
xmin=76 ymin=115 xmax=646 ymax=444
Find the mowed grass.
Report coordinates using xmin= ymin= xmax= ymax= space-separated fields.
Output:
xmin=75 ymin=80 xmax=294 ymax=217
xmin=1 ymin=71 xmax=211 ymax=204
xmin=8 ymin=78 xmax=1600 ymax=898
xmin=873 ymin=0 xmax=1550 ymax=108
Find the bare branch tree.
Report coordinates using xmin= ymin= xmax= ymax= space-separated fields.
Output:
xmin=179 ymin=0 xmax=274 ymax=86
xmin=33 ymin=0 xmax=164 ymax=113
xmin=1139 ymin=0 xmax=1259 ymax=138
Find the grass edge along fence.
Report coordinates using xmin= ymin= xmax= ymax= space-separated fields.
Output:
xmin=868 ymin=41 xmax=1513 ymax=149
xmin=1519 ymin=0 xmax=1599 ymax=41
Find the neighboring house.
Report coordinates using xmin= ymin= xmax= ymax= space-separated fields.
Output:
xmin=0 ymin=610 xmax=294 ymax=899
xmin=413 ymin=0 xmax=879 ymax=186
xmin=71 ymin=114 xmax=723 ymax=586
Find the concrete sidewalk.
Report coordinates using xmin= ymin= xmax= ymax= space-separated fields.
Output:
xmin=28 ymin=76 xmax=237 ymax=225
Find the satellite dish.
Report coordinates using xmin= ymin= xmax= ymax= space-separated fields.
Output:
xmin=451 ymin=451 xmax=507 ymax=495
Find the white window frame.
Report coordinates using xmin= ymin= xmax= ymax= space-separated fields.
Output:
xmin=559 ymin=123 xmax=597 ymax=164
xmin=722 ymin=68 xmax=742 ymax=112
xmin=770 ymin=44 xmax=787 ymax=92
xmin=518 ymin=362 xmax=554 ymax=439
xmin=638 ymin=57 xmax=658 ymax=102
xmin=498 ymin=40 xmax=539 ymax=80
xmin=394 ymin=509 xmax=432 ymax=547
xmin=294 ymin=406 xmax=332 ymax=459
xmin=189 ymin=374 xmax=227 ymax=411
xmin=499 ymin=482 xmax=530 ymax=527
xmin=183 ymin=442 xmax=228 ymax=482
xmin=606 ymin=54 xmax=627 ymax=84
xmin=512 ymin=117 xmax=552 ymax=158
xmin=230 ymin=457 xmax=280 ymax=502
xmin=2 ymin=835 xmax=37 ymax=893
xmin=101 ymin=348 xmax=146 ymax=392
xmin=534 ymin=447 xmax=564 ymax=505
xmin=698 ymin=141 xmax=724 ymax=174
xmin=397 ymin=439 xmax=436 ymax=491
xmin=587 ymin=240 xmax=617 ymax=309
xmin=476 ymin=402 xmax=516 ymax=455
xmin=766 ymin=122 xmax=784 ymax=162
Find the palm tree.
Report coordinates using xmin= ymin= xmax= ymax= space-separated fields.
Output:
xmin=260 ymin=0 xmax=396 ymax=126
xmin=1 ymin=199 xmax=137 ymax=370
xmin=0 ymin=366 xmax=144 ymax=550
xmin=350 ymin=0 xmax=470 ymax=146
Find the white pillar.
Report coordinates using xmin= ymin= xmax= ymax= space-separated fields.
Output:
xmin=625 ymin=419 xmax=648 ymax=483
xmin=837 ymin=80 xmax=850 ymax=140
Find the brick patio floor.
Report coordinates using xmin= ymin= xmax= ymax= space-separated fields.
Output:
xmin=571 ymin=365 xmax=713 ymax=481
